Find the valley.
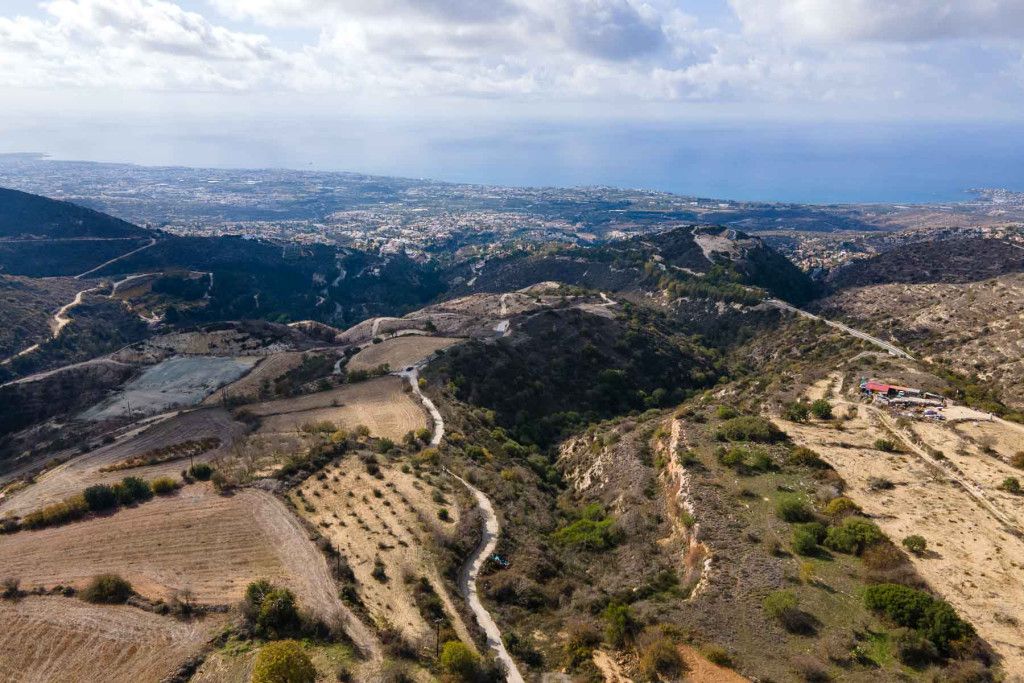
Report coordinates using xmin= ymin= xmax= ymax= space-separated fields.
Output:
xmin=0 ymin=182 xmax=1021 ymax=683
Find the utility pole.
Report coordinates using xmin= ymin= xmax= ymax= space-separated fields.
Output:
xmin=125 ymin=395 xmax=133 ymax=421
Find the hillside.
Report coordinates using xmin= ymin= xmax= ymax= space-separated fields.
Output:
xmin=0 ymin=187 xmax=148 ymax=240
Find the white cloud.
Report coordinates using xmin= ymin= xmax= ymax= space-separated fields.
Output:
xmin=0 ymin=0 xmax=1021 ymax=114
xmin=730 ymin=0 xmax=1024 ymax=43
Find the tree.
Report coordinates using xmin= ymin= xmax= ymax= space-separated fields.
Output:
xmin=810 ymin=399 xmax=833 ymax=420
xmin=252 ymin=640 xmax=316 ymax=683
xmin=902 ymin=535 xmax=927 ymax=555
xmin=80 ymin=574 xmax=133 ymax=604
xmin=257 ymin=588 xmax=300 ymax=637
xmin=783 ymin=401 xmax=810 ymax=423
xmin=439 ymin=641 xmax=480 ymax=681
xmin=602 ymin=603 xmax=636 ymax=648
xmin=83 ymin=484 xmax=118 ymax=511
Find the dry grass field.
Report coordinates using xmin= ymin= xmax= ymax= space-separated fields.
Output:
xmin=291 ymin=458 xmax=475 ymax=650
xmin=202 ymin=351 xmax=307 ymax=406
xmin=0 ymin=408 xmax=245 ymax=518
xmin=0 ymin=485 xmax=344 ymax=619
xmin=346 ymin=336 xmax=460 ymax=373
xmin=0 ymin=596 xmax=227 ymax=683
xmin=779 ymin=376 xmax=1024 ymax=676
xmin=249 ymin=376 xmax=425 ymax=441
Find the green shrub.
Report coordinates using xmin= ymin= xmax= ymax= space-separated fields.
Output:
xmin=189 ymin=463 xmax=213 ymax=481
xmin=788 ymin=446 xmax=829 ymax=469
xmin=763 ymin=590 xmax=798 ymax=619
xmin=439 ymin=641 xmax=480 ymax=681
xmin=603 ymin=603 xmax=636 ymax=648
xmin=783 ymin=401 xmax=810 ymax=423
xmin=1000 ymin=477 xmax=1022 ymax=494
xmin=637 ymin=637 xmax=684 ymax=682
xmin=823 ymin=496 xmax=860 ymax=521
xmin=80 ymin=574 xmax=133 ymax=604
xmin=902 ymin=535 xmax=927 ymax=555
xmin=793 ymin=523 xmax=826 ymax=556
xmin=257 ymin=588 xmax=301 ymax=637
xmin=763 ymin=590 xmax=816 ymax=634
xmin=810 ymin=399 xmax=833 ymax=420
xmin=719 ymin=445 xmax=773 ymax=474
xmin=864 ymin=583 xmax=973 ymax=654
xmin=775 ymin=494 xmax=814 ymax=523
xmin=553 ymin=506 xmax=619 ymax=551
xmin=824 ymin=517 xmax=884 ymax=555
xmin=252 ymin=640 xmax=316 ymax=683
xmin=715 ymin=416 xmax=785 ymax=443
xmin=83 ymin=484 xmax=118 ymax=511
xmin=893 ymin=628 xmax=938 ymax=667
xmin=874 ymin=438 xmax=897 ymax=453
xmin=115 ymin=476 xmax=153 ymax=504
xmin=20 ymin=494 xmax=89 ymax=530
xmin=715 ymin=405 xmax=738 ymax=420
xmin=150 ymin=477 xmax=179 ymax=495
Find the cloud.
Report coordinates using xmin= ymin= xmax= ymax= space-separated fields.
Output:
xmin=730 ymin=0 xmax=1024 ymax=43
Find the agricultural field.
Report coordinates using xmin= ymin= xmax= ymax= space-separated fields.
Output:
xmin=81 ymin=355 xmax=257 ymax=420
xmin=0 ymin=485 xmax=345 ymax=619
xmin=0 ymin=595 xmax=227 ymax=683
xmin=781 ymin=374 xmax=1024 ymax=676
xmin=0 ymin=408 xmax=244 ymax=517
xmin=202 ymin=351 xmax=307 ymax=405
xmin=346 ymin=336 xmax=460 ymax=373
xmin=249 ymin=375 xmax=425 ymax=441
xmin=290 ymin=456 xmax=475 ymax=650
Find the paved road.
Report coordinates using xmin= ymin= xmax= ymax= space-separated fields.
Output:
xmin=766 ymin=298 xmax=914 ymax=360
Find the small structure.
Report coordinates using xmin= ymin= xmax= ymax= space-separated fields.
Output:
xmin=860 ymin=378 xmax=945 ymax=408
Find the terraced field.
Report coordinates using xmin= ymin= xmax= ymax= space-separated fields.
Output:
xmin=202 ymin=351 xmax=308 ymax=406
xmin=346 ymin=336 xmax=460 ymax=373
xmin=0 ymin=486 xmax=342 ymax=618
xmin=0 ymin=408 xmax=245 ymax=518
xmin=250 ymin=376 xmax=425 ymax=441
xmin=292 ymin=459 xmax=474 ymax=650
xmin=0 ymin=596 xmax=226 ymax=683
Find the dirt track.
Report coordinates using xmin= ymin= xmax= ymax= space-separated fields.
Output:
xmin=347 ymin=336 xmax=459 ymax=373
xmin=0 ymin=595 xmax=225 ymax=683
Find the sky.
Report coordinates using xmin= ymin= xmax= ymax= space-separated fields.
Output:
xmin=2 ymin=1 xmax=1024 ymax=201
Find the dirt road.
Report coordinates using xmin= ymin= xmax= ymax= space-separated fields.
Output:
xmin=766 ymin=298 xmax=913 ymax=359
xmin=0 ymin=285 xmax=103 ymax=366
xmin=75 ymin=237 xmax=157 ymax=279
xmin=445 ymin=468 xmax=525 ymax=683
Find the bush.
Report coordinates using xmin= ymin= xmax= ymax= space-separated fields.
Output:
xmin=553 ymin=506 xmax=619 ymax=551
xmin=150 ymin=477 xmax=179 ymax=495
xmin=637 ymin=637 xmax=684 ymax=682
xmin=810 ymin=399 xmax=833 ymax=420
xmin=864 ymin=583 xmax=974 ymax=654
xmin=1000 ymin=477 xmax=1022 ymax=494
xmin=603 ymin=603 xmax=636 ymax=648
xmin=775 ymin=494 xmax=815 ymax=523
xmin=763 ymin=590 xmax=798 ymax=618
xmin=783 ymin=402 xmax=810 ymax=423
xmin=893 ymin=628 xmax=938 ymax=667
xmin=793 ymin=523 xmax=826 ymax=556
xmin=115 ymin=476 xmax=153 ymax=505
xmin=252 ymin=640 xmax=316 ymax=683
xmin=189 ymin=463 xmax=213 ymax=481
xmin=763 ymin=590 xmax=817 ymax=635
xmin=1 ymin=577 xmax=20 ymax=599
xmin=823 ymin=496 xmax=859 ymax=521
xmin=788 ymin=446 xmax=829 ymax=469
xmin=824 ymin=517 xmax=884 ymax=555
xmin=874 ymin=438 xmax=897 ymax=453
xmin=715 ymin=405 xmax=738 ymax=420
xmin=83 ymin=484 xmax=118 ymax=512
xmin=715 ymin=416 xmax=785 ymax=443
xmin=80 ymin=574 xmax=133 ymax=604
xmin=902 ymin=535 xmax=927 ymax=555
xmin=20 ymin=494 xmax=89 ymax=530
xmin=719 ymin=445 xmax=773 ymax=474
xmin=1012 ymin=451 xmax=1024 ymax=469
xmin=257 ymin=588 xmax=301 ymax=637
xmin=439 ymin=641 xmax=480 ymax=681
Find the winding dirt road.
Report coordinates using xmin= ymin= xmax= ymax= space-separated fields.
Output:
xmin=74 ymin=237 xmax=157 ymax=280
xmin=399 ymin=362 xmax=523 ymax=681
xmin=767 ymin=298 xmax=914 ymax=360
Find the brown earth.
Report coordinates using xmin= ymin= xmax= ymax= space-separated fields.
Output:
xmin=0 ymin=595 xmax=226 ymax=683
xmin=250 ymin=376 xmax=426 ymax=441
xmin=291 ymin=458 xmax=474 ymax=650
xmin=780 ymin=375 xmax=1024 ymax=676
xmin=203 ymin=351 xmax=308 ymax=405
xmin=346 ymin=336 xmax=460 ymax=373
xmin=0 ymin=485 xmax=344 ymax=620
xmin=0 ymin=408 xmax=246 ymax=518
